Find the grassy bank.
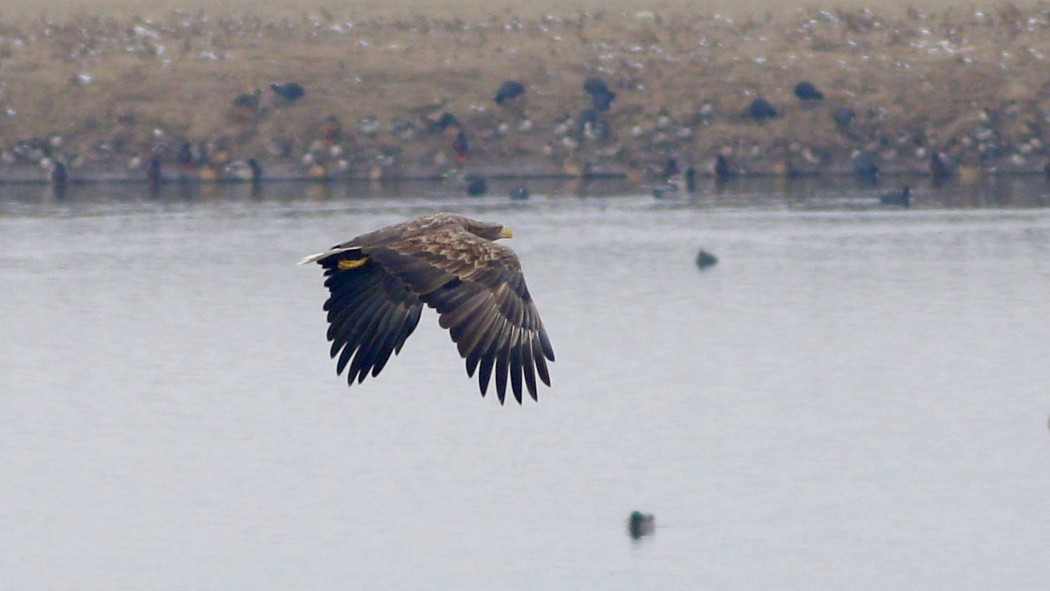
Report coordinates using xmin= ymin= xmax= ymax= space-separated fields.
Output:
xmin=2 ymin=4 xmax=1050 ymax=182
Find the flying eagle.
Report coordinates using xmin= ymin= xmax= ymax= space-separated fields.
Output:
xmin=300 ymin=213 xmax=555 ymax=404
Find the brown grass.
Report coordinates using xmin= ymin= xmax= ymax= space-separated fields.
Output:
xmin=2 ymin=4 xmax=1050 ymax=178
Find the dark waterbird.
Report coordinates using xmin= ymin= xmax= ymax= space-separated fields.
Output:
xmin=270 ymin=82 xmax=305 ymax=101
xmin=880 ymin=186 xmax=911 ymax=207
xmin=833 ymin=106 xmax=856 ymax=131
xmin=851 ymin=151 xmax=879 ymax=181
xmin=793 ymin=80 xmax=824 ymax=101
xmin=494 ymin=79 xmax=525 ymax=105
xmin=583 ymin=77 xmax=616 ymax=111
xmin=628 ymin=511 xmax=655 ymax=540
xmin=300 ymin=213 xmax=555 ymax=404
xmin=465 ymin=175 xmax=487 ymax=196
xmin=696 ymin=249 xmax=719 ymax=269
xmin=747 ymin=97 xmax=777 ymax=121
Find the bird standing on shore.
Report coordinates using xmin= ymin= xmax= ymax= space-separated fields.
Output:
xmin=270 ymin=82 xmax=305 ymax=102
xmin=793 ymin=81 xmax=824 ymax=101
xmin=747 ymin=97 xmax=777 ymax=121
xmin=583 ymin=77 xmax=616 ymax=111
xmin=300 ymin=213 xmax=555 ymax=404
xmin=494 ymin=80 xmax=526 ymax=106
xmin=231 ymin=90 xmax=262 ymax=121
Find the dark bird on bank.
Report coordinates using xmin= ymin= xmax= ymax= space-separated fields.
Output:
xmin=851 ymin=151 xmax=879 ymax=181
xmin=231 ymin=90 xmax=262 ymax=121
xmin=696 ymin=249 xmax=719 ymax=269
xmin=494 ymin=80 xmax=526 ymax=105
xmin=590 ymin=89 xmax=616 ymax=111
xmin=662 ymin=158 xmax=680 ymax=179
xmin=433 ymin=112 xmax=460 ymax=132
xmin=147 ymin=157 xmax=162 ymax=186
xmin=833 ymin=106 xmax=856 ymax=131
xmin=465 ymin=175 xmax=487 ymax=196
xmin=176 ymin=142 xmax=194 ymax=168
xmin=793 ymin=80 xmax=824 ymax=101
xmin=49 ymin=160 xmax=68 ymax=187
xmin=628 ymin=511 xmax=655 ymax=540
xmin=583 ymin=77 xmax=616 ymax=111
xmin=299 ymin=213 xmax=555 ymax=404
xmin=576 ymin=107 xmax=609 ymax=140
xmin=683 ymin=166 xmax=697 ymax=192
xmin=714 ymin=154 xmax=734 ymax=179
xmin=452 ymin=129 xmax=469 ymax=163
xmin=747 ymin=97 xmax=777 ymax=121
xmin=583 ymin=77 xmax=610 ymax=96
xmin=929 ymin=152 xmax=952 ymax=183
xmin=270 ymin=82 xmax=305 ymax=101
xmin=880 ymin=186 xmax=911 ymax=208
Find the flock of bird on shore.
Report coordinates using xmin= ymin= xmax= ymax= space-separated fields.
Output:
xmin=39 ymin=73 xmax=918 ymax=207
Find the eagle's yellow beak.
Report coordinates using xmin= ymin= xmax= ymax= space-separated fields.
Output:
xmin=500 ymin=226 xmax=514 ymax=239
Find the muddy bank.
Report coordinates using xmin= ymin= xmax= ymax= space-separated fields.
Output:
xmin=3 ymin=5 xmax=1050 ymax=184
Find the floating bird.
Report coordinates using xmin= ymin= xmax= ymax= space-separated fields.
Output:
xmin=696 ymin=249 xmax=719 ymax=269
xmin=880 ymin=186 xmax=911 ymax=207
xmin=747 ymin=97 xmax=777 ymax=121
xmin=270 ymin=82 xmax=304 ymax=102
xmin=509 ymin=186 xmax=529 ymax=200
xmin=628 ymin=511 xmax=655 ymax=540
xmin=494 ymin=80 xmax=525 ymax=105
xmin=793 ymin=80 xmax=824 ymax=101
xmin=465 ymin=175 xmax=487 ymax=196
xmin=299 ymin=213 xmax=555 ymax=403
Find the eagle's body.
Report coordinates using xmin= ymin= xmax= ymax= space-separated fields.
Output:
xmin=300 ymin=213 xmax=554 ymax=404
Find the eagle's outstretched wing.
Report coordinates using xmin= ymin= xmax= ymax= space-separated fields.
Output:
xmin=306 ymin=217 xmax=554 ymax=404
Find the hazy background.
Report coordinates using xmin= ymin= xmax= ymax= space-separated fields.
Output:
xmin=2 ymin=0 xmax=1038 ymax=21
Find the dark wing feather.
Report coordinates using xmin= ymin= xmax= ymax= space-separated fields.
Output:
xmin=367 ymin=228 xmax=555 ymax=404
xmin=319 ymin=252 xmax=423 ymax=388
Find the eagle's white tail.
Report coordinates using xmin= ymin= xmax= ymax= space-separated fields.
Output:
xmin=297 ymin=246 xmax=360 ymax=265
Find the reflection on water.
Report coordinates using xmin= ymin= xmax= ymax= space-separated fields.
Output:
xmin=2 ymin=179 xmax=1050 ymax=590
xmin=3 ymin=173 xmax=1050 ymax=213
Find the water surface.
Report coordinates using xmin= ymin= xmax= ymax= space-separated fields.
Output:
xmin=2 ymin=179 xmax=1049 ymax=589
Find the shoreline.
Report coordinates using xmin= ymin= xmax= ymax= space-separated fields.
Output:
xmin=4 ymin=6 xmax=1050 ymax=186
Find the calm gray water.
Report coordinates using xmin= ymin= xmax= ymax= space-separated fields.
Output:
xmin=2 ymin=180 xmax=1049 ymax=589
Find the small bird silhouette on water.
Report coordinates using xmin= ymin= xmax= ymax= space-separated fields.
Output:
xmin=793 ymin=80 xmax=824 ymax=101
xmin=696 ymin=249 xmax=719 ymax=269
xmin=628 ymin=511 xmax=655 ymax=540
xmin=880 ymin=186 xmax=911 ymax=208
xmin=465 ymin=175 xmax=487 ymax=196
